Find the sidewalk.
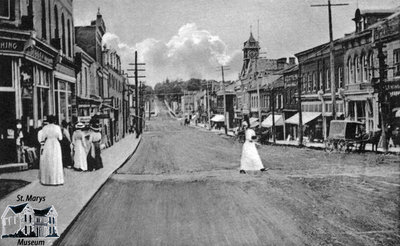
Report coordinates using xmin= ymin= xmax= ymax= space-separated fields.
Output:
xmin=192 ymin=122 xmax=400 ymax=154
xmin=0 ymin=133 xmax=142 ymax=246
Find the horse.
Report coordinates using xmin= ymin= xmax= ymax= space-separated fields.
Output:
xmin=359 ymin=130 xmax=381 ymax=152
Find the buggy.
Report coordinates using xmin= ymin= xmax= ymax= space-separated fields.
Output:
xmin=325 ymin=120 xmax=367 ymax=152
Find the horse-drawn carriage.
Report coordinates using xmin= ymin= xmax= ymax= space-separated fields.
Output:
xmin=325 ymin=120 xmax=374 ymax=152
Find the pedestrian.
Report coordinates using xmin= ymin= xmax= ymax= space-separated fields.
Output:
xmin=72 ymin=122 xmax=88 ymax=171
xmin=87 ymin=122 xmax=103 ymax=171
xmin=239 ymin=121 xmax=266 ymax=174
xmin=60 ymin=120 xmax=72 ymax=168
xmin=15 ymin=120 xmax=25 ymax=163
xmin=37 ymin=115 xmax=64 ymax=186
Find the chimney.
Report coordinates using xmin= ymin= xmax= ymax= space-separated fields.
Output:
xmin=289 ymin=57 xmax=296 ymax=65
xmin=277 ymin=57 xmax=287 ymax=70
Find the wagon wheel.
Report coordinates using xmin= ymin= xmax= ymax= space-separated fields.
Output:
xmin=346 ymin=141 xmax=355 ymax=152
xmin=337 ymin=140 xmax=347 ymax=152
xmin=325 ymin=139 xmax=335 ymax=152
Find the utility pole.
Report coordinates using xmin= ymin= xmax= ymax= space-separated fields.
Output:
xmin=376 ymin=42 xmax=388 ymax=152
xmin=255 ymin=56 xmax=262 ymax=123
xmin=206 ymin=81 xmax=211 ymax=130
xmin=271 ymin=88 xmax=276 ymax=143
xmin=298 ymin=64 xmax=304 ymax=146
xmin=217 ymin=65 xmax=230 ymax=135
xmin=127 ymin=51 xmax=145 ymax=138
xmin=311 ymin=0 xmax=348 ymax=120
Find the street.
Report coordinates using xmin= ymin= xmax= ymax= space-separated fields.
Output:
xmin=56 ymin=99 xmax=400 ymax=246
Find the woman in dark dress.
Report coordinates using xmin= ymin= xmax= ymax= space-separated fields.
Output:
xmin=87 ymin=123 xmax=103 ymax=171
xmin=60 ymin=120 xmax=72 ymax=168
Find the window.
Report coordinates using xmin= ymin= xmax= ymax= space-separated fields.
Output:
xmin=308 ymin=73 xmax=312 ymax=92
xmin=394 ymin=49 xmax=400 ymax=77
xmin=48 ymin=0 xmax=51 ymax=39
xmin=361 ymin=54 xmax=367 ymax=82
xmin=61 ymin=13 xmax=66 ymax=54
xmin=312 ymin=72 xmax=316 ymax=91
xmin=348 ymin=57 xmax=354 ymax=84
xmin=41 ymin=0 xmax=46 ymax=39
xmin=0 ymin=0 xmax=10 ymax=19
xmin=319 ymin=71 xmax=323 ymax=90
xmin=338 ymin=67 xmax=343 ymax=88
xmin=67 ymin=19 xmax=71 ymax=57
xmin=25 ymin=214 xmax=27 ymax=222
xmin=54 ymin=5 xmax=59 ymax=38
xmin=368 ymin=52 xmax=374 ymax=79
xmin=85 ymin=67 xmax=88 ymax=96
xmin=355 ymin=56 xmax=360 ymax=83
xmin=325 ymin=69 xmax=330 ymax=91
xmin=0 ymin=56 xmax=12 ymax=87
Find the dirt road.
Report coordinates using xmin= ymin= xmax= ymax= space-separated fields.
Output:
xmin=56 ymin=99 xmax=400 ymax=246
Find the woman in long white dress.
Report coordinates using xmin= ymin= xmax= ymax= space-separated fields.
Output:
xmin=240 ymin=121 xmax=266 ymax=174
xmin=38 ymin=116 xmax=64 ymax=185
xmin=72 ymin=122 xmax=88 ymax=171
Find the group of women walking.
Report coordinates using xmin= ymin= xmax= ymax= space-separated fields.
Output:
xmin=38 ymin=116 xmax=103 ymax=186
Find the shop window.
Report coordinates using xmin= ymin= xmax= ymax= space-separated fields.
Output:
xmin=0 ymin=0 xmax=10 ymax=19
xmin=0 ymin=56 xmax=12 ymax=87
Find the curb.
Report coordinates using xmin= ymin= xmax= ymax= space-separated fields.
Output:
xmin=53 ymin=135 xmax=143 ymax=246
xmin=0 ymin=163 xmax=29 ymax=173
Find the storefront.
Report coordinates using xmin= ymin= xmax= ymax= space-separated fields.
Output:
xmin=0 ymin=32 xmax=58 ymax=164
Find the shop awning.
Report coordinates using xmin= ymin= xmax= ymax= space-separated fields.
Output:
xmin=261 ymin=114 xmax=283 ymax=128
xmin=211 ymin=114 xmax=225 ymax=122
xmin=285 ymin=112 xmax=321 ymax=125
xmin=249 ymin=117 xmax=259 ymax=128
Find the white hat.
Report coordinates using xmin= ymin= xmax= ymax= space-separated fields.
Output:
xmin=75 ymin=122 xmax=85 ymax=129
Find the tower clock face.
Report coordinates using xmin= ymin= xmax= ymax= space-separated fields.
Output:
xmin=249 ymin=50 xmax=258 ymax=59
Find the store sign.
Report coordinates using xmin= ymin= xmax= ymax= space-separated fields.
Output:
xmin=385 ymin=80 xmax=400 ymax=92
xmin=78 ymin=116 xmax=91 ymax=123
xmin=25 ymin=46 xmax=53 ymax=66
xmin=0 ymin=39 xmax=24 ymax=52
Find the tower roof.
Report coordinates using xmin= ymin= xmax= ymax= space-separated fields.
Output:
xmin=243 ymin=32 xmax=260 ymax=49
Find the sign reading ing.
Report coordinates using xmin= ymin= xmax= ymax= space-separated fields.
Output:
xmin=0 ymin=39 xmax=24 ymax=52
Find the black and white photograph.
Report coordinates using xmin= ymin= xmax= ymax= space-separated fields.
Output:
xmin=0 ymin=0 xmax=400 ymax=245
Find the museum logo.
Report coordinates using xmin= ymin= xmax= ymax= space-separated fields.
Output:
xmin=1 ymin=203 xmax=59 ymax=239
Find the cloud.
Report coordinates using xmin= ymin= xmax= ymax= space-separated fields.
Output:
xmin=102 ymin=23 xmax=241 ymax=86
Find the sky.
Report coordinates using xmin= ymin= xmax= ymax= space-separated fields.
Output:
xmin=74 ymin=0 xmax=399 ymax=86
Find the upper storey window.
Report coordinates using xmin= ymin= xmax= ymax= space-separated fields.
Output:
xmin=0 ymin=0 xmax=10 ymax=19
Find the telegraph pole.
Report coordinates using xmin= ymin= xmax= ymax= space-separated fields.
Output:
xmin=311 ymin=0 xmax=348 ymax=120
xmin=217 ymin=65 xmax=230 ymax=135
xmin=127 ymin=51 xmax=145 ymax=138
xmin=376 ymin=42 xmax=388 ymax=152
xmin=298 ymin=64 xmax=304 ymax=146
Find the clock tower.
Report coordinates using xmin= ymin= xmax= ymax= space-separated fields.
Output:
xmin=241 ymin=32 xmax=260 ymax=77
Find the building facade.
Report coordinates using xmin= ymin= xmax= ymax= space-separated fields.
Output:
xmin=0 ymin=0 xmax=76 ymax=164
